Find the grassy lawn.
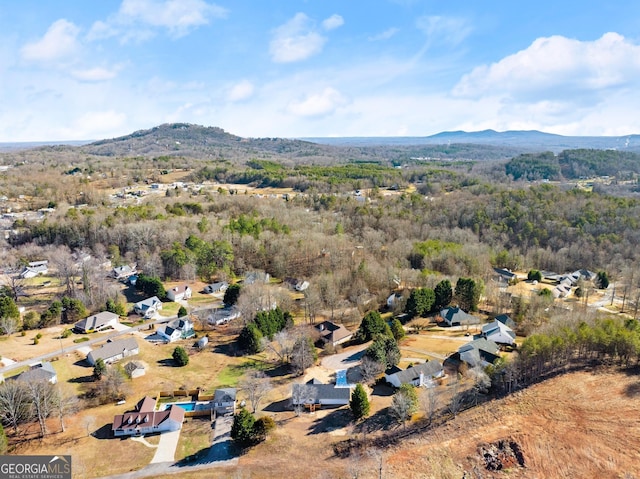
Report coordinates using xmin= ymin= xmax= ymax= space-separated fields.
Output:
xmin=175 ymin=418 xmax=214 ymax=461
xmin=158 ymin=302 xmax=181 ymax=317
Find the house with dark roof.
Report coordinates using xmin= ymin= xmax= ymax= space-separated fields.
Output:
xmin=481 ymin=319 xmax=516 ymax=346
xmin=134 ymin=296 xmax=162 ymax=319
xmin=440 ymin=307 xmax=480 ymax=327
xmin=493 ymin=267 xmax=517 ymax=284
xmin=213 ymin=388 xmax=237 ymax=415
xmin=291 ymin=378 xmax=351 ymax=407
xmin=458 ymin=338 xmax=501 ymax=368
xmin=385 ymin=361 xmax=444 ymax=388
xmin=494 ymin=314 xmax=517 ymax=329
xmin=112 ymin=396 xmax=184 ymax=437
xmin=157 ymin=317 xmax=195 ymax=343
xmin=203 ymin=281 xmax=228 ymax=294
xmin=74 ymin=311 xmax=119 ymax=334
xmin=87 ymin=337 xmax=139 ymax=366
xmin=13 ymin=362 xmax=57 ymax=384
xmin=315 ymin=321 xmax=353 ymax=347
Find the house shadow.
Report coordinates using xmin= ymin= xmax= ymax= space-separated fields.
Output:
xmin=342 ymin=350 xmax=366 ymax=363
xmin=73 ymin=359 xmax=91 ymax=368
xmin=68 ymin=375 xmax=94 ymax=384
xmin=92 ymin=423 xmax=114 ymax=440
xmin=371 ymin=383 xmax=394 ymax=397
xmin=263 ymin=398 xmax=290 ymax=413
xmin=307 ymin=408 xmax=351 ymax=435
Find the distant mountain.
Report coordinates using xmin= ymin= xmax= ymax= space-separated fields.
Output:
xmin=303 ymin=130 xmax=640 ymax=153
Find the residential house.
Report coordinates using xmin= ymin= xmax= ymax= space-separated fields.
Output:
xmin=315 ymin=321 xmax=353 ymax=348
xmin=552 ymin=279 xmax=573 ymax=298
xmin=493 ymin=267 xmax=516 ymax=284
xmin=124 ymin=361 xmax=146 ymax=379
xmin=203 ymin=281 xmax=228 ymax=294
xmin=494 ymin=314 xmax=517 ymax=329
xmin=440 ymin=307 xmax=480 ymax=327
xmin=112 ymin=396 xmax=185 ymax=437
xmin=284 ymin=277 xmax=309 ymax=292
xmin=134 ymin=296 xmax=162 ymax=319
xmin=481 ymin=319 xmax=516 ymax=346
xmin=244 ymin=271 xmax=270 ymax=285
xmin=20 ymin=263 xmax=48 ymax=279
xmin=166 ymin=285 xmax=192 ymax=302
xmin=458 ymin=338 xmax=501 ymax=368
xmin=385 ymin=361 xmax=444 ymax=388
xmin=386 ymin=292 xmax=403 ymax=309
xmin=291 ymin=378 xmax=351 ymax=407
xmin=74 ymin=311 xmax=119 ymax=334
xmin=13 ymin=362 xmax=57 ymax=384
xmin=207 ymin=307 xmax=240 ymax=326
xmin=87 ymin=337 xmax=139 ymax=366
xmin=157 ymin=317 xmax=195 ymax=343
xmin=111 ymin=264 xmax=136 ymax=280
xmin=212 ymin=388 xmax=237 ymax=415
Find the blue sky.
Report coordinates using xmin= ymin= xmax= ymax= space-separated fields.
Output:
xmin=1 ymin=0 xmax=640 ymax=141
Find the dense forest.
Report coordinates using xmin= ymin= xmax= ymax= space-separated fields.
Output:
xmin=1 ymin=124 xmax=640 ymax=326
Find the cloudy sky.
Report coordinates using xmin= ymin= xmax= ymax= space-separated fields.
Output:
xmin=2 ymin=0 xmax=640 ymax=141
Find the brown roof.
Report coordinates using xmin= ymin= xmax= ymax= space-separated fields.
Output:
xmin=112 ymin=405 xmax=185 ymax=434
xmin=316 ymin=321 xmax=353 ymax=344
xmin=136 ymin=396 xmax=157 ymax=412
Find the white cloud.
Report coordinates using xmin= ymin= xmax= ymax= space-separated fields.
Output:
xmin=270 ymin=13 xmax=327 ymax=63
xmin=322 ymin=14 xmax=344 ymax=31
xmin=287 ymin=87 xmax=347 ymax=117
xmin=56 ymin=110 xmax=128 ymax=140
xmin=454 ymin=32 xmax=640 ymax=99
xmin=21 ymin=19 xmax=80 ymax=62
xmin=71 ymin=66 xmax=120 ymax=82
xmin=368 ymin=28 xmax=399 ymax=41
xmin=228 ymin=80 xmax=255 ymax=102
xmin=416 ymin=15 xmax=472 ymax=46
xmin=89 ymin=0 xmax=227 ymax=41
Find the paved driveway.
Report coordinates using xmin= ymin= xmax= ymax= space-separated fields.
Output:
xmin=321 ymin=343 xmax=369 ymax=371
xmin=150 ymin=429 xmax=181 ymax=464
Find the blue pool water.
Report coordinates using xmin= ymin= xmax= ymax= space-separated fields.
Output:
xmin=164 ymin=402 xmax=195 ymax=411
xmin=336 ymin=369 xmax=348 ymax=387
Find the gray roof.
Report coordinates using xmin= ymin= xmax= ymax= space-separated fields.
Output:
xmin=458 ymin=338 xmax=500 ymax=355
xmin=387 ymin=361 xmax=443 ymax=384
xmin=213 ymin=388 xmax=237 ymax=403
xmin=440 ymin=307 xmax=479 ymax=325
xmin=88 ymin=337 xmax=139 ymax=362
xmin=14 ymin=362 xmax=57 ymax=383
xmin=75 ymin=311 xmax=119 ymax=331
xmin=293 ymin=379 xmax=351 ymax=402
xmin=494 ymin=314 xmax=516 ymax=329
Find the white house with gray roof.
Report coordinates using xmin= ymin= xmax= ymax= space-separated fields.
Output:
xmin=385 ymin=361 xmax=444 ymax=388
xmin=74 ymin=311 xmax=119 ymax=334
xmin=134 ymin=296 xmax=162 ymax=319
xmin=87 ymin=337 xmax=139 ymax=366
xmin=291 ymin=378 xmax=351 ymax=407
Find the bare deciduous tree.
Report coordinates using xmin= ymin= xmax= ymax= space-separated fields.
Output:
xmin=0 ymin=316 xmax=20 ymax=336
xmin=50 ymin=246 xmax=77 ymax=297
xmin=389 ymin=390 xmax=414 ymax=428
xmin=0 ymin=380 xmax=31 ymax=433
xmin=291 ymin=383 xmax=316 ymax=416
xmin=359 ymin=356 xmax=385 ymax=385
xmin=54 ymin=384 xmax=79 ymax=433
xmin=290 ymin=333 xmax=316 ymax=375
xmin=238 ymin=369 xmax=273 ymax=414
xmin=26 ymin=379 xmax=57 ymax=437
xmin=420 ymin=386 xmax=440 ymax=424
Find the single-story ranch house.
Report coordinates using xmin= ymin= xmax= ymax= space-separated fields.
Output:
xmin=74 ymin=311 xmax=119 ymax=334
xmin=87 ymin=337 xmax=139 ymax=366
xmin=112 ymin=396 xmax=184 ymax=437
xmin=385 ymin=361 xmax=444 ymax=388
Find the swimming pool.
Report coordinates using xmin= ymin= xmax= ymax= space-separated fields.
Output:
xmin=163 ymin=402 xmax=196 ymax=412
xmin=336 ymin=369 xmax=348 ymax=387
